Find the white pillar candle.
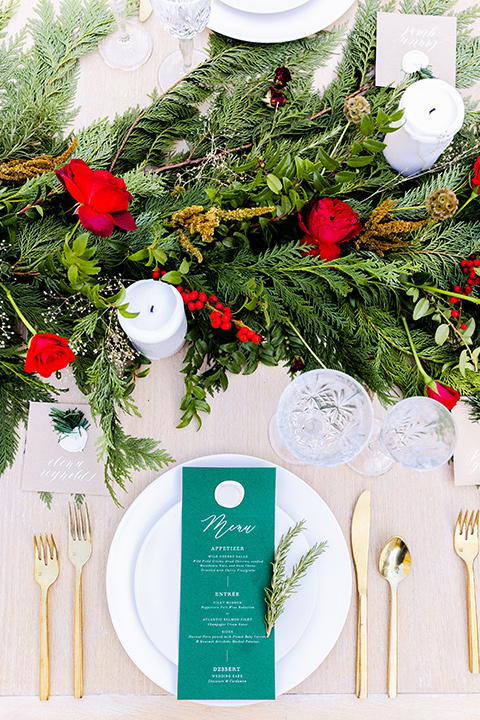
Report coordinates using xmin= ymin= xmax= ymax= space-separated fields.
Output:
xmin=383 ymin=78 xmax=464 ymax=177
xmin=118 ymin=279 xmax=187 ymax=359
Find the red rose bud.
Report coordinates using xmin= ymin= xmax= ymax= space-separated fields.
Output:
xmin=298 ymin=197 xmax=362 ymax=259
xmin=56 ymin=159 xmax=137 ymax=237
xmin=426 ymin=381 xmax=460 ymax=410
xmin=274 ymin=66 xmax=292 ymax=88
xmin=25 ymin=333 xmax=76 ymax=378
xmin=472 ymin=156 xmax=480 ymax=193
xmin=267 ymin=88 xmax=287 ymax=107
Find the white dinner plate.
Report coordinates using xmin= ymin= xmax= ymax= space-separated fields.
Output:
xmin=106 ymin=454 xmax=352 ymax=707
xmin=208 ymin=0 xmax=356 ymax=44
xmin=134 ymin=502 xmax=317 ymax=665
xmin=221 ymin=0 xmax=310 ymax=19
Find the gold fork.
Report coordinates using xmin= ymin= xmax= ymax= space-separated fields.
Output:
xmin=68 ymin=502 xmax=92 ymax=698
xmin=454 ymin=510 xmax=480 ymax=673
xmin=33 ymin=534 xmax=59 ymax=701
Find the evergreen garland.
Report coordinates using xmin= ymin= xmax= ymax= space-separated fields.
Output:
xmin=1 ymin=0 xmax=480 ymax=503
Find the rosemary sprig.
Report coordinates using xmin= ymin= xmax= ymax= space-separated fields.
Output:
xmin=264 ymin=520 xmax=327 ymax=638
xmin=49 ymin=407 xmax=90 ymax=436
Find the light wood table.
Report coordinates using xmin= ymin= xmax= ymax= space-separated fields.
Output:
xmin=2 ymin=2 xmax=480 ymax=718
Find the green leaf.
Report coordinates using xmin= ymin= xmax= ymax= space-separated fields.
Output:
xmin=363 ymin=138 xmax=387 ymax=153
xmin=434 ymin=324 xmax=449 ymax=345
xmin=463 ymin=317 xmax=476 ymax=339
xmin=376 ymin=110 xmax=389 ymax=126
xmin=360 ymin=114 xmax=375 ymax=136
xmin=162 ymin=271 xmax=182 ymax=284
xmin=346 ymin=155 xmax=373 ymax=168
xmin=266 ymin=174 xmax=283 ymax=194
xmin=459 ymin=349 xmax=469 ymax=377
xmin=413 ymin=297 xmax=430 ymax=320
xmin=128 ymin=248 xmax=149 ymax=262
xmin=68 ymin=264 xmax=78 ymax=284
xmin=317 ymin=148 xmax=340 ymax=171
xmin=73 ymin=234 xmax=88 ymax=255
xmin=179 ymin=258 xmax=191 ymax=274
xmin=406 ymin=287 xmax=420 ymax=302
xmin=335 ymin=170 xmax=358 ymax=183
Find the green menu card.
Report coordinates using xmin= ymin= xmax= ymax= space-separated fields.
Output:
xmin=177 ymin=466 xmax=276 ymax=700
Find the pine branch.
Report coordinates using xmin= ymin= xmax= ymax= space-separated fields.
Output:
xmin=264 ymin=520 xmax=327 ymax=637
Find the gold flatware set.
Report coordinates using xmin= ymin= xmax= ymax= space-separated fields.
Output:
xmin=33 ymin=503 xmax=92 ymax=700
xmin=352 ymin=497 xmax=480 ymax=698
xmin=352 ymin=492 xmax=412 ymax=699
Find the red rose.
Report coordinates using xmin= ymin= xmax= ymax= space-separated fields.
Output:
xmin=56 ymin=159 xmax=137 ymax=237
xmin=25 ymin=333 xmax=76 ymax=378
xmin=472 ymin=157 xmax=480 ymax=193
xmin=298 ymin=198 xmax=362 ymax=259
xmin=426 ymin=381 xmax=460 ymax=410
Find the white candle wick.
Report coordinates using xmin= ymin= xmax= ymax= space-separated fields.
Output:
xmin=150 ymin=305 xmax=154 ymax=312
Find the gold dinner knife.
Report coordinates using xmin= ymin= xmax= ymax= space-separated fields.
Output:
xmin=351 ymin=490 xmax=370 ymax=699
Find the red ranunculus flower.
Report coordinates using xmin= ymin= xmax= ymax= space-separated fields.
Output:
xmin=25 ymin=333 xmax=76 ymax=378
xmin=298 ymin=197 xmax=362 ymax=260
xmin=472 ymin=156 xmax=480 ymax=193
xmin=56 ymin=159 xmax=137 ymax=237
xmin=426 ymin=381 xmax=460 ymax=410
xmin=274 ymin=66 xmax=291 ymax=88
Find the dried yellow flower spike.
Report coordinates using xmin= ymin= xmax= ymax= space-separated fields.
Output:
xmin=354 ymin=197 xmax=429 ymax=255
xmin=426 ymin=188 xmax=458 ymax=220
xmin=0 ymin=138 xmax=78 ymax=185
xmin=343 ymin=96 xmax=371 ymax=124
xmin=169 ymin=204 xmax=275 ymax=261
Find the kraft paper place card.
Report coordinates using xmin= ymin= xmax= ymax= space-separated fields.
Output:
xmin=21 ymin=401 xmax=109 ymax=496
xmin=376 ymin=12 xmax=457 ymax=87
xmin=177 ymin=466 xmax=276 ymax=700
xmin=452 ymin=400 xmax=480 ymax=486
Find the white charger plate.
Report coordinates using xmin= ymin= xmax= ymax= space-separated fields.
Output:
xmin=208 ymin=0 xmax=356 ymax=43
xmin=134 ymin=502 xmax=317 ymax=665
xmin=106 ymin=454 xmax=352 ymax=706
xmin=221 ymin=0 xmax=310 ymax=19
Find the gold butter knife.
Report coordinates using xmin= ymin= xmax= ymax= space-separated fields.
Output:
xmin=351 ymin=490 xmax=370 ymax=699
xmin=139 ymin=0 xmax=152 ymax=21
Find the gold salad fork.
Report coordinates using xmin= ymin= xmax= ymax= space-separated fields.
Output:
xmin=454 ymin=510 xmax=480 ymax=673
xmin=33 ymin=534 xmax=59 ymax=701
xmin=68 ymin=503 xmax=92 ymax=698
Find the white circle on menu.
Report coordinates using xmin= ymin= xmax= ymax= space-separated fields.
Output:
xmin=214 ymin=480 xmax=245 ymax=508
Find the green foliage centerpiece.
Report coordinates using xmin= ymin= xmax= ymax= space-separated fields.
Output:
xmin=2 ymin=0 xmax=480 ymax=502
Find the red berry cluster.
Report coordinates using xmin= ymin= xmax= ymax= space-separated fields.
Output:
xmin=178 ymin=287 xmax=208 ymax=311
xmin=177 ymin=287 xmax=262 ymax=343
xmin=447 ymin=254 xmax=480 ymax=329
xmin=152 ymin=268 xmax=166 ymax=280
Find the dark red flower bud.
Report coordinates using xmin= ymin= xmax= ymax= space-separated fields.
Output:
xmin=274 ymin=66 xmax=292 ymax=88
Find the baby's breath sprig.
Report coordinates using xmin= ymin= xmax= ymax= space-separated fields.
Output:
xmin=264 ymin=520 xmax=327 ymax=638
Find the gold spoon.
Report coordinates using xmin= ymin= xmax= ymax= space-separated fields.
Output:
xmin=378 ymin=536 xmax=411 ymax=698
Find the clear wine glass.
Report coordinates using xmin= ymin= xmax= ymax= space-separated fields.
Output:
xmin=348 ymin=396 xmax=458 ymax=475
xmin=99 ymin=0 xmax=153 ymax=72
xmin=150 ymin=0 xmax=211 ymax=91
xmin=269 ymin=369 xmax=375 ymax=467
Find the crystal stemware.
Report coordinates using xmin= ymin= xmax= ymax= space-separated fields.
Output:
xmin=269 ymin=369 xmax=375 ymax=467
xmin=99 ymin=0 xmax=153 ymax=72
xmin=348 ymin=396 xmax=458 ymax=475
xmin=150 ymin=0 xmax=211 ymax=91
